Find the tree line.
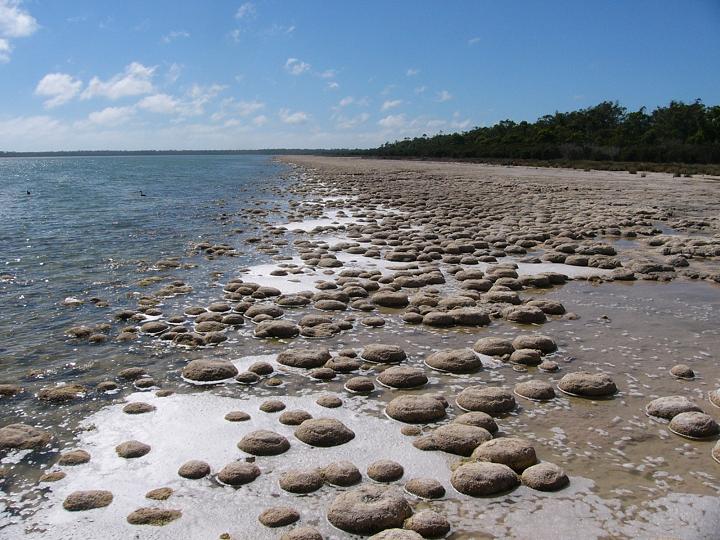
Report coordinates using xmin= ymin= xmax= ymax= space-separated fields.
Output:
xmin=366 ymin=100 xmax=720 ymax=164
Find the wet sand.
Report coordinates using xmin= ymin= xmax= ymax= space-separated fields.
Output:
xmin=2 ymin=156 xmax=720 ymax=539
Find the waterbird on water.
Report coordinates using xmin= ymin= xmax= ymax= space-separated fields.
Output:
xmin=139 ymin=190 xmax=146 ymax=197
xmin=26 ymin=190 xmax=30 ymax=195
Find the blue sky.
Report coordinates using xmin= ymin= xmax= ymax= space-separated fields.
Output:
xmin=0 ymin=0 xmax=718 ymax=151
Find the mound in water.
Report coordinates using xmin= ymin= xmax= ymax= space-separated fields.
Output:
xmin=327 ymin=484 xmax=413 ymax=534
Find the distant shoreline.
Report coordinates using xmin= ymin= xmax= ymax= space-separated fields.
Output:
xmin=3 ymin=149 xmax=718 ymax=177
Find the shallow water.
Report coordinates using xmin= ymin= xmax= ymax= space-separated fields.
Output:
xmin=1 ymin=156 xmax=720 ymax=539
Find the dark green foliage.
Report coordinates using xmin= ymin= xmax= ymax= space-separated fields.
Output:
xmin=369 ymin=100 xmax=720 ymax=165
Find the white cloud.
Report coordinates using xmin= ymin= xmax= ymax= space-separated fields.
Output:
xmin=381 ymin=99 xmax=402 ymax=111
xmin=339 ymin=96 xmax=354 ymax=107
xmin=468 ymin=36 xmax=481 ymax=45
xmin=166 ymin=62 xmax=182 ymax=84
xmin=34 ymin=73 xmax=83 ymax=108
xmin=0 ymin=37 xmax=11 ymax=62
xmin=87 ymin=106 xmax=135 ymax=126
xmin=279 ymin=108 xmax=308 ymax=125
xmin=0 ymin=0 xmax=38 ymax=62
xmin=415 ymin=86 xmax=427 ymax=94
xmin=284 ymin=57 xmax=310 ymax=75
xmin=234 ymin=100 xmax=264 ymax=116
xmin=229 ymin=28 xmax=241 ymax=42
xmin=235 ymin=2 xmax=256 ymax=19
xmin=0 ymin=0 xmax=38 ymax=37
xmin=406 ymin=68 xmax=419 ymax=76
xmin=378 ymin=114 xmax=406 ymax=129
xmin=252 ymin=114 xmax=267 ymax=126
xmin=320 ymin=69 xmax=336 ymax=79
xmin=162 ymin=30 xmax=189 ymax=44
xmin=0 ymin=115 xmax=61 ymax=140
xmin=337 ymin=112 xmax=369 ymax=130
xmin=82 ymin=62 xmax=156 ymax=100
xmin=437 ymin=90 xmax=453 ymax=102
xmin=137 ymin=93 xmax=179 ymax=114
xmin=327 ymin=81 xmax=339 ymax=90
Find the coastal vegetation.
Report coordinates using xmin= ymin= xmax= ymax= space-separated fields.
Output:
xmin=366 ymin=100 xmax=720 ymax=175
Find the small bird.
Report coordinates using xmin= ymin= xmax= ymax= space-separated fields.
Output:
xmin=139 ymin=190 xmax=146 ymax=197
xmin=26 ymin=190 xmax=31 ymax=195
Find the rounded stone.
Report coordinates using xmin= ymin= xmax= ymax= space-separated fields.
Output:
xmin=425 ymin=348 xmax=482 ymax=373
xmin=456 ymin=386 xmax=516 ymax=415
xmin=178 ymin=460 xmax=210 ymax=479
xmin=670 ymin=364 xmax=695 ymax=379
xmin=403 ymin=510 xmax=451 ymax=538
xmin=325 ymin=356 xmax=361 ymax=372
xmin=669 ymin=411 xmax=720 ymax=439
xmin=404 ymin=477 xmax=446 ymax=499
xmin=181 ymin=359 xmax=238 ymax=382
xmin=259 ymin=506 xmax=300 ymax=528
xmin=327 ymin=485 xmax=412 ymax=535
xmin=249 ymin=361 xmax=274 ymax=375
xmin=509 ymin=349 xmax=542 ymax=366
xmin=538 ymin=360 xmax=559 ymax=372
xmin=235 ymin=371 xmax=260 ymax=384
xmin=453 ymin=412 xmax=499 ymax=434
xmin=254 ymin=320 xmax=300 ymax=339
xmin=646 ymin=396 xmax=703 ymax=420
xmin=238 ymin=430 xmax=291 ymax=455
xmin=473 ymin=337 xmax=514 ymax=356
xmin=115 ymin=440 xmax=151 ymax=458
xmin=511 ymin=335 xmax=557 ymax=354
xmin=521 ymin=462 xmax=569 ymax=491
xmin=225 ymin=410 xmax=251 ymax=422
xmin=58 ymin=449 xmax=91 ymax=466
xmin=277 ymin=348 xmax=332 ymax=369
xmin=279 ymin=468 xmax=324 ymax=494
xmin=450 ymin=462 xmax=520 ymax=496
xmin=514 ymin=380 xmax=556 ymax=401
xmin=310 ymin=367 xmax=336 ymax=380
xmin=471 ymin=437 xmax=538 ymax=472
xmin=372 ymin=291 xmax=410 ymax=308
xmin=345 ymin=376 xmax=375 ymax=393
xmin=361 ymin=344 xmax=407 ymax=364
xmin=0 ymin=423 xmax=52 ymax=450
xmin=260 ymin=400 xmax=286 ymax=413
xmin=369 ymin=530 xmax=422 ymax=540
xmin=295 ymin=418 xmax=355 ymax=447
xmin=558 ymin=372 xmax=617 ymax=398
xmin=413 ymin=424 xmax=492 ymax=456
xmin=63 ymin=490 xmax=114 ymax=511
xmin=503 ymin=306 xmax=547 ymax=324
xmin=322 ymin=460 xmax=362 ymax=486
xmin=279 ymin=410 xmax=313 ymax=425
xmin=127 ymin=507 xmax=182 ymax=526
xmin=145 ymin=487 xmax=173 ymax=500
xmin=368 ymin=459 xmax=404 ymax=482
xmin=39 ymin=471 xmax=66 ymax=482
xmin=377 ymin=366 xmax=428 ymax=389
xmin=280 ymin=527 xmax=324 ymax=540
xmin=386 ymin=395 xmax=446 ymax=423
xmin=123 ymin=402 xmax=156 ymax=414
xmin=38 ymin=383 xmax=86 ymax=402
xmin=316 ymin=395 xmax=343 ymax=408
xmin=217 ymin=461 xmax=261 ymax=486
